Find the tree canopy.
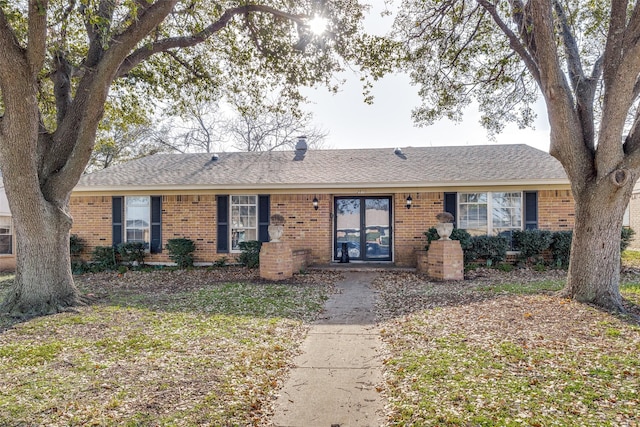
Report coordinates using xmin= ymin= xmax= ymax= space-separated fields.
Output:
xmin=0 ymin=0 xmax=393 ymax=317
xmin=394 ymin=0 xmax=640 ymax=311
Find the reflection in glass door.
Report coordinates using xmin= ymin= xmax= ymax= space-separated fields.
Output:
xmin=335 ymin=197 xmax=392 ymax=261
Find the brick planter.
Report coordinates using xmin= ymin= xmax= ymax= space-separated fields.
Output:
xmin=260 ymin=241 xmax=294 ymax=281
xmin=426 ymin=239 xmax=463 ymax=281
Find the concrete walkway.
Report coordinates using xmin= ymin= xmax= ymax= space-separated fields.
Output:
xmin=271 ymin=272 xmax=385 ymax=427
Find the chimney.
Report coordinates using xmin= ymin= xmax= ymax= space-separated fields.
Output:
xmin=294 ymin=135 xmax=308 ymax=161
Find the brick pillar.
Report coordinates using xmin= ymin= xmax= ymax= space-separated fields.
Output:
xmin=260 ymin=241 xmax=293 ymax=281
xmin=427 ymin=240 xmax=464 ymax=281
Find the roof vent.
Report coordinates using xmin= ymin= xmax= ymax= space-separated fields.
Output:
xmin=294 ymin=136 xmax=307 ymax=161
xmin=394 ymin=147 xmax=407 ymax=160
xmin=211 ymin=153 xmax=219 ymax=161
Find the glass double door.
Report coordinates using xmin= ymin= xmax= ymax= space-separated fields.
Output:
xmin=334 ymin=197 xmax=392 ymax=261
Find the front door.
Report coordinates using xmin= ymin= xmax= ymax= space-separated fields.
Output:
xmin=334 ymin=197 xmax=392 ymax=261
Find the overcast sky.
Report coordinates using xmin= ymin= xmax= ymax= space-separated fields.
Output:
xmin=302 ymin=2 xmax=552 ymax=153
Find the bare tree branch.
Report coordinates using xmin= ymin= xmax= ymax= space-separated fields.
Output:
xmin=117 ymin=4 xmax=306 ymax=77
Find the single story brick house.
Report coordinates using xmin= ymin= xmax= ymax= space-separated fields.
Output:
xmin=70 ymin=143 xmax=578 ymax=267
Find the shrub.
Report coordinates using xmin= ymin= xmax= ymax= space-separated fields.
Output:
xmin=69 ymin=234 xmax=85 ymax=257
xmin=513 ymin=229 xmax=553 ymax=262
xmin=117 ymin=242 xmax=146 ymax=265
xmin=425 ymin=227 xmax=472 ymax=250
xmin=166 ymin=238 xmax=196 ymax=268
xmin=212 ymin=257 xmax=228 ymax=268
xmin=496 ymin=262 xmax=514 ymax=272
xmin=550 ymin=231 xmax=572 ymax=268
xmin=467 ymin=235 xmax=508 ymax=265
xmin=621 ymin=227 xmax=635 ymax=252
xmin=425 ymin=227 xmax=474 ymax=265
xmin=91 ymin=246 xmax=118 ymax=271
xmin=238 ymin=240 xmax=262 ymax=269
xmin=70 ymin=234 xmax=88 ymax=274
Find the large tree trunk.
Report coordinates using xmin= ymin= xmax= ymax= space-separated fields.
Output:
xmin=562 ymin=180 xmax=631 ymax=312
xmin=1 ymin=198 xmax=79 ymax=317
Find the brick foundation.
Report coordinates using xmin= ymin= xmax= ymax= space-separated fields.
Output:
xmin=426 ymin=240 xmax=464 ymax=281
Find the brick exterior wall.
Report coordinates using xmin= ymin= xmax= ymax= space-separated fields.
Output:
xmin=538 ymin=189 xmax=575 ymax=230
xmin=70 ymin=188 xmax=577 ymax=267
xmin=394 ymin=192 xmax=444 ymax=267
xmin=271 ymin=194 xmax=332 ymax=265
xmin=70 ymin=195 xmax=113 ymax=258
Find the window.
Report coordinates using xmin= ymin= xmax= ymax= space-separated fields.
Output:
xmin=125 ymin=196 xmax=150 ymax=247
xmin=458 ymin=193 xmax=488 ymax=235
xmin=458 ymin=192 xmax=522 ymax=236
xmin=491 ymin=192 xmax=522 ymax=235
xmin=231 ymin=195 xmax=257 ymax=251
xmin=0 ymin=216 xmax=12 ymax=255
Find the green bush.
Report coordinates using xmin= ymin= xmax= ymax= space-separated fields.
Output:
xmin=621 ymin=227 xmax=635 ymax=252
xmin=549 ymin=227 xmax=635 ymax=269
xmin=238 ymin=240 xmax=262 ymax=269
xmin=117 ymin=242 xmax=146 ymax=265
xmin=550 ymin=231 xmax=573 ymax=268
xmin=212 ymin=257 xmax=228 ymax=268
xmin=69 ymin=234 xmax=88 ymax=274
xmin=513 ymin=229 xmax=553 ymax=262
xmin=425 ymin=227 xmax=473 ymax=263
xmin=91 ymin=246 xmax=118 ymax=271
xmin=166 ymin=238 xmax=196 ymax=268
xmin=69 ymin=234 xmax=85 ymax=257
xmin=467 ymin=235 xmax=508 ymax=265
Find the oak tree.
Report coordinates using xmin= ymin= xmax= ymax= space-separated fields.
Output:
xmin=395 ymin=0 xmax=640 ymax=311
xmin=0 ymin=0 xmax=385 ymax=316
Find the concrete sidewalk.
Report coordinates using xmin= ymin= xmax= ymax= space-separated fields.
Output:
xmin=270 ymin=272 xmax=385 ymax=427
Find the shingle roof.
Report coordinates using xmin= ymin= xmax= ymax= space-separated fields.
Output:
xmin=75 ymin=144 xmax=568 ymax=191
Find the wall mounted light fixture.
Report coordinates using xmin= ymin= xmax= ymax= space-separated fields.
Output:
xmin=313 ymin=196 xmax=319 ymax=210
xmin=406 ymin=195 xmax=413 ymax=209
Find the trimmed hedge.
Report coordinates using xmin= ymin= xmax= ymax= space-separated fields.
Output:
xmin=117 ymin=242 xmax=146 ymax=265
xmin=166 ymin=238 xmax=196 ymax=268
xmin=238 ymin=240 xmax=262 ymax=269
xmin=513 ymin=229 xmax=553 ymax=263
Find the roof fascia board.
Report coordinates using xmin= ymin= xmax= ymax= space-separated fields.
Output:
xmin=73 ymin=179 xmax=570 ymax=193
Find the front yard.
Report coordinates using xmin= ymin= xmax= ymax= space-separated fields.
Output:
xmin=0 ymin=265 xmax=639 ymax=426
xmin=0 ymin=269 xmax=338 ymax=426
xmin=375 ymin=269 xmax=640 ymax=426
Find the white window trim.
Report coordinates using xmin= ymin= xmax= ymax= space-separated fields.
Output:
xmin=457 ymin=191 xmax=524 ymax=235
xmin=0 ymin=216 xmax=13 ymax=256
xmin=230 ymin=195 xmax=258 ymax=253
xmin=124 ymin=196 xmax=151 ymax=249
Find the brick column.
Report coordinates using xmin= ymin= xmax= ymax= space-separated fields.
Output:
xmin=427 ymin=240 xmax=464 ymax=281
xmin=260 ymin=242 xmax=293 ymax=281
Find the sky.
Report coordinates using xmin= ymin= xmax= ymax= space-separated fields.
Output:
xmin=302 ymin=2 xmax=552 ymax=153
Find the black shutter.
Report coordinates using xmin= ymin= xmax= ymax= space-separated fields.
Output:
xmin=524 ymin=191 xmax=538 ymax=229
xmin=444 ymin=192 xmax=457 ymax=226
xmin=258 ymin=195 xmax=270 ymax=242
xmin=217 ymin=195 xmax=229 ymax=253
xmin=112 ymin=196 xmax=123 ymax=247
xmin=150 ymin=196 xmax=162 ymax=253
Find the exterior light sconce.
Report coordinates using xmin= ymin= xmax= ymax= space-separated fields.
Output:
xmin=406 ymin=195 xmax=413 ymax=209
xmin=312 ymin=196 xmax=319 ymax=210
